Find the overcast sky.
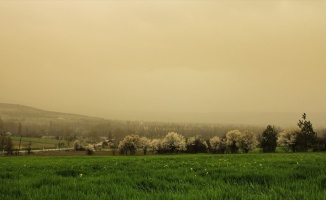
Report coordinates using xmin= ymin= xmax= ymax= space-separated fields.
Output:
xmin=1 ymin=0 xmax=326 ymax=119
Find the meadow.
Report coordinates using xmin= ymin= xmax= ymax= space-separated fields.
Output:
xmin=0 ymin=153 xmax=326 ymax=200
xmin=10 ymin=136 xmax=68 ymax=150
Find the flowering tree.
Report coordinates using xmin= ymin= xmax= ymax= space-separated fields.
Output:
xmin=209 ymin=136 xmax=227 ymax=154
xmin=151 ymin=139 xmax=163 ymax=154
xmin=277 ymin=128 xmax=300 ymax=152
xmin=139 ymin=136 xmax=151 ymax=155
xmin=73 ymin=140 xmax=82 ymax=151
xmin=186 ymin=136 xmax=208 ymax=153
xmin=238 ymin=130 xmax=258 ymax=153
xmin=209 ymin=136 xmax=220 ymax=153
xmin=118 ymin=134 xmax=141 ymax=155
xmin=86 ymin=144 xmax=95 ymax=155
xmin=226 ymin=130 xmax=242 ymax=153
xmin=162 ymin=132 xmax=186 ymax=153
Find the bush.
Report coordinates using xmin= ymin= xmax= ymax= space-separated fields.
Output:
xmin=86 ymin=144 xmax=95 ymax=155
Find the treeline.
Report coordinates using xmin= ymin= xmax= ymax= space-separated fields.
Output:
xmin=0 ymin=116 xmax=266 ymax=144
xmin=116 ymin=113 xmax=326 ymax=155
xmin=1 ymin=113 xmax=326 ymax=155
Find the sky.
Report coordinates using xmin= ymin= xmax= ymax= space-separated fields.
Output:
xmin=1 ymin=0 xmax=326 ymax=121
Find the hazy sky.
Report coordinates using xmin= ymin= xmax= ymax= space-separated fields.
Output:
xmin=1 ymin=0 xmax=326 ymax=119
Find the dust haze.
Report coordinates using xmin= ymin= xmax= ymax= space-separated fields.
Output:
xmin=1 ymin=1 xmax=326 ymax=123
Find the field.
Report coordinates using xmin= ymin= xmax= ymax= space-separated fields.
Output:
xmin=1 ymin=153 xmax=326 ymax=200
xmin=10 ymin=136 xmax=69 ymax=149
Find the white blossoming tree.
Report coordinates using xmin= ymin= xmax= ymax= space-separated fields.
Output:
xmin=162 ymin=132 xmax=187 ymax=153
xmin=226 ymin=130 xmax=242 ymax=153
xmin=139 ymin=136 xmax=151 ymax=155
xmin=86 ymin=144 xmax=95 ymax=155
xmin=209 ymin=136 xmax=220 ymax=153
xmin=238 ymin=130 xmax=258 ymax=153
xmin=209 ymin=136 xmax=228 ymax=154
xmin=186 ymin=136 xmax=208 ymax=153
xmin=118 ymin=134 xmax=141 ymax=155
xmin=277 ymin=128 xmax=300 ymax=152
xmin=73 ymin=140 xmax=82 ymax=151
xmin=151 ymin=139 xmax=163 ymax=154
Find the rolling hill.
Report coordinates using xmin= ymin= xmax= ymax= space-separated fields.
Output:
xmin=1 ymin=103 xmax=325 ymax=128
xmin=0 ymin=103 xmax=107 ymax=124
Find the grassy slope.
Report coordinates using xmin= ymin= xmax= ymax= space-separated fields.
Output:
xmin=0 ymin=153 xmax=325 ymax=200
xmin=0 ymin=103 xmax=104 ymax=124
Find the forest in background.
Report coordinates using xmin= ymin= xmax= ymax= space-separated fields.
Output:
xmin=1 ymin=103 xmax=325 ymax=151
xmin=0 ymin=103 xmax=272 ymax=142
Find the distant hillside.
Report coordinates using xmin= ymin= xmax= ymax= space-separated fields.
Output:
xmin=1 ymin=103 xmax=325 ymax=128
xmin=1 ymin=103 xmax=325 ymax=139
xmin=0 ymin=103 xmax=106 ymax=124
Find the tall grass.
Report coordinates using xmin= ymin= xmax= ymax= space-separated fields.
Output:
xmin=0 ymin=153 xmax=325 ymax=199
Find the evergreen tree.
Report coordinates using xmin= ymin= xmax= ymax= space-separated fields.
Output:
xmin=261 ymin=125 xmax=277 ymax=153
xmin=297 ymin=113 xmax=317 ymax=151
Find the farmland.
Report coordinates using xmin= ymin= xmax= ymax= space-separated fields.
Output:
xmin=10 ymin=136 xmax=69 ymax=150
xmin=1 ymin=153 xmax=326 ymax=199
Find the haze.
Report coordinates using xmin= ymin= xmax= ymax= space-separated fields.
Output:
xmin=1 ymin=1 xmax=326 ymax=122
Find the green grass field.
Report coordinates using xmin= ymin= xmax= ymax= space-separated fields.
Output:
xmin=1 ymin=153 xmax=326 ymax=200
xmin=10 ymin=136 xmax=69 ymax=149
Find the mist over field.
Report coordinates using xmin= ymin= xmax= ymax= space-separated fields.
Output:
xmin=1 ymin=1 xmax=326 ymax=124
xmin=103 ymin=110 xmax=326 ymax=126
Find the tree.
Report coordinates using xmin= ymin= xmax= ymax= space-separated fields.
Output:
xmin=5 ymin=136 xmax=13 ymax=155
xmin=162 ymin=132 xmax=186 ymax=153
xmin=209 ymin=136 xmax=227 ymax=154
xmin=226 ymin=130 xmax=242 ymax=153
xmin=73 ymin=140 xmax=82 ymax=151
xmin=27 ymin=141 xmax=32 ymax=154
xmin=64 ymin=127 xmax=75 ymax=147
xmin=297 ymin=113 xmax=317 ymax=151
xmin=209 ymin=136 xmax=221 ymax=153
xmin=0 ymin=117 xmax=4 ymax=153
xmin=86 ymin=144 xmax=95 ymax=155
xmin=238 ymin=130 xmax=258 ymax=153
xmin=0 ymin=116 xmax=3 ymax=136
xmin=118 ymin=134 xmax=141 ymax=155
xmin=0 ymin=136 xmax=4 ymax=154
xmin=277 ymin=128 xmax=300 ymax=152
xmin=261 ymin=125 xmax=278 ymax=153
xmin=139 ymin=136 xmax=151 ymax=155
xmin=108 ymin=130 xmax=113 ymax=141
xmin=88 ymin=129 xmax=100 ymax=143
xmin=18 ymin=122 xmax=22 ymax=155
xmin=186 ymin=135 xmax=207 ymax=153
xmin=151 ymin=139 xmax=163 ymax=154
xmin=322 ymin=130 xmax=326 ymax=151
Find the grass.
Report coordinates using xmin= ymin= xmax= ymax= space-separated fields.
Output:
xmin=0 ymin=153 xmax=326 ymax=199
xmin=10 ymin=136 xmax=68 ymax=149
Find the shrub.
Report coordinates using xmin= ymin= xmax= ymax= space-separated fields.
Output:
xmin=86 ymin=144 xmax=95 ymax=155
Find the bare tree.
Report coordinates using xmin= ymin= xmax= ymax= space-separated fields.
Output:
xmin=5 ymin=137 xmax=13 ymax=155
xmin=18 ymin=122 xmax=22 ymax=155
xmin=0 ymin=117 xmax=4 ymax=153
